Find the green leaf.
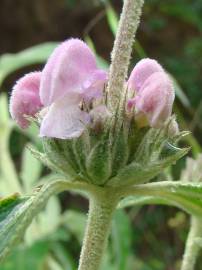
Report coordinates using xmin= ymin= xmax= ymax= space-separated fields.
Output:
xmin=106 ymin=4 xmax=118 ymax=36
xmin=0 ymin=94 xmax=10 ymax=127
xmin=0 ymin=240 xmax=50 ymax=270
xmin=120 ymin=181 xmax=202 ymax=217
xmin=0 ymin=42 xmax=58 ymax=86
xmin=21 ymin=144 xmax=42 ymax=192
xmin=111 ymin=210 xmax=133 ymax=270
xmin=63 ymin=210 xmax=86 ymax=244
xmin=118 ymin=195 xmax=173 ymax=209
xmin=47 ymin=256 xmax=64 ymax=270
xmin=170 ymin=74 xmax=191 ymax=109
xmin=0 ymin=94 xmax=21 ymax=194
xmin=50 ymin=242 xmax=76 ymax=270
xmin=0 ymin=179 xmax=76 ymax=262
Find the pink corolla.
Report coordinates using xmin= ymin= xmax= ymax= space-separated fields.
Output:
xmin=40 ymin=39 xmax=107 ymax=139
xmin=10 ymin=38 xmax=107 ymax=139
xmin=9 ymin=72 xmax=42 ymax=128
xmin=128 ymin=58 xmax=174 ymax=128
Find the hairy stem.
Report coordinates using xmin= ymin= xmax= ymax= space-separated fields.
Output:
xmin=78 ymin=190 xmax=118 ymax=270
xmin=107 ymin=0 xmax=144 ymax=111
xmin=181 ymin=216 xmax=202 ymax=270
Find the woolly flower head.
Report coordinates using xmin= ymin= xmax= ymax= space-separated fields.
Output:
xmin=10 ymin=39 xmax=185 ymax=186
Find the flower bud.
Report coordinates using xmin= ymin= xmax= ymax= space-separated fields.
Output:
xmin=134 ymin=71 xmax=175 ymax=128
xmin=9 ymin=72 xmax=42 ymax=128
xmin=128 ymin=58 xmax=164 ymax=93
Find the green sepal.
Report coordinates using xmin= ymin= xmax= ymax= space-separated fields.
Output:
xmin=28 ymin=145 xmax=68 ymax=176
xmin=34 ymin=117 xmax=189 ymax=187
xmin=42 ymin=139 xmax=78 ymax=178
xmin=127 ymin=121 xmax=148 ymax=163
xmin=111 ymin=125 xmax=129 ymax=176
xmin=106 ymin=119 xmax=189 ymax=186
xmin=134 ymin=126 xmax=167 ymax=164
xmin=108 ymin=146 xmax=189 ymax=186
xmin=72 ymin=131 xmax=91 ymax=180
xmin=86 ymin=134 xmax=112 ymax=185
xmin=57 ymin=139 xmax=80 ymax=173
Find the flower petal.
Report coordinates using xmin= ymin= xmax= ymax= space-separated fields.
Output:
xmin=40 ymin=38 xmax=98 ymax=106
xmin=81 ymin=69 xmax=108 ymax=101
xmin=135 ymin=71 xmax=175 ymax=128
xmin=9 ymin=72 xmax=42 ymax=128
xmin=128 ymin=58 xmax=164 ymax=93
xmin=40 ymin=95 xmax=90 ymax=139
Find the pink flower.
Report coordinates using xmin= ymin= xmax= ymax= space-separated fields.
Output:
xmin=39 ymin=38 xmax=107 ymax=139
xmin=10 ymin=38 xmax=107 ymax=139
xmin=9 ymin=72 xmax=42 ymax=128
xmin=127 ymin=58 xmax=175 ymax=127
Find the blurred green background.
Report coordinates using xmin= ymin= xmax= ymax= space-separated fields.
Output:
xmin=0 ymin=0 xmax=202 ymax=269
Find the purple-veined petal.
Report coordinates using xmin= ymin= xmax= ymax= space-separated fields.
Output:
xmin=39 ymin=95 xmax=90 ymax=139
xmin=9 ymin=72 xmax=42 ymax=128
xmin=128 ymin=58 xmax=164 ymax=93
xmin=135 ymin=71 xmax=175 ymax=128
xmin=40 ymin=38 xmax=98 ymax=106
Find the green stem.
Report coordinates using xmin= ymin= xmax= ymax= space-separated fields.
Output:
xmin=78 ymin=190 xmax=119 ymax=270
xmin=107 ymin=0 xmax=144 ymax=111
xmin=181 ymin=216 xmax=202 ymax=270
